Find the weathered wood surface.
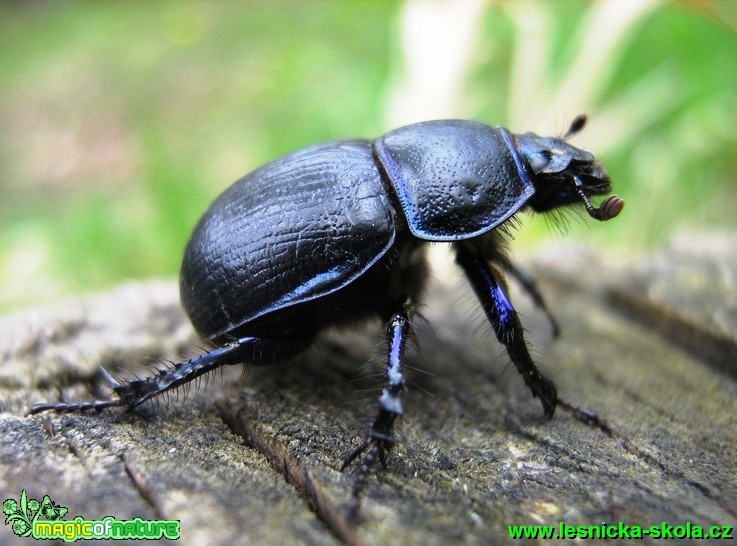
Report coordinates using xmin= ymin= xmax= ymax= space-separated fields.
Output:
xmin=1 ymin=233 xmax=735 ymax=545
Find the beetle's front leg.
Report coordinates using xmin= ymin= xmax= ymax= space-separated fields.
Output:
xmin=454 ymin=243 xmax=557 ymax=418
xmin=477 ymin=237 xmax=559 ymax=338
xmin=497 ymin=258 xmax=560 ymax=339
xmin=341 ymin=306 xmax=410 ymax=517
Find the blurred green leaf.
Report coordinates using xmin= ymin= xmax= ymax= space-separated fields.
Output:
xmin=0 ymin=0 xmax=734 ymax=311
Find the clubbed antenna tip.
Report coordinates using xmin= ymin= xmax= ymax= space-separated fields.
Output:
xmin=574 ymin=176 xmax=624 ymax=221
xmin=563 ymin=114 xmax=587 ymax=139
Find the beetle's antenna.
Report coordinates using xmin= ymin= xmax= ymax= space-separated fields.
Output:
xmin=573 ymin=176 xmax=624 ymax=221
xmin=563 ymin=114 xmax=587 ymax=139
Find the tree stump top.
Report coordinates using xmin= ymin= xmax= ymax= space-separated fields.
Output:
xmin=1 ymin=233 xmax=735 ymax=545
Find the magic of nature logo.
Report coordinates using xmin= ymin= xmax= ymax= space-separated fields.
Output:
xmin=3 ymin=490 xmax=180 ymax=541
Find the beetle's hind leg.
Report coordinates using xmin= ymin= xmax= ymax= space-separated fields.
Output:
xmin=29 ymin=337 xmax=311 ymax=415
xmin=455 ymin=243 xmax=557 ymax=418
xmin=341 ymin=305 xmax=411 ymax=518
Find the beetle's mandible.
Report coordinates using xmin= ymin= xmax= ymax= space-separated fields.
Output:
xmin=31 ymin=115 xmax=623 ymax=512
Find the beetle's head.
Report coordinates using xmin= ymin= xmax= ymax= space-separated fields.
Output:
xmin=515 ymin=115 xmax=623 ymax=221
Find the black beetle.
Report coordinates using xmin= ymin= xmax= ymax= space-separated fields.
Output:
xmin=31 ymin=115 xmax=622 ymax=510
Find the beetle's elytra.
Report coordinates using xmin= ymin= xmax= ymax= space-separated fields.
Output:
xmin=31 ymin=115 xmax=623 ymax=513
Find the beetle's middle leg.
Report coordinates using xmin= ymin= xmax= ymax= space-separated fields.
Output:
xmin=341 ymin=304 xmax=411 ymax=516
xmin=454 ymin=243 xmax=557 ymax=418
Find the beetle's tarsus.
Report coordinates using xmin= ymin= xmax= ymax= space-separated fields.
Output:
xmin=28 ymin=368 xmax=129 ymax=415
xmin=377 ymin=446 xmax=388 ymax=469
xmin=557 ymin=397 xmax=611 ymax=434
xmin=341 ymin=439 xmax=370 ymax=472
xmin=28 ymin=398 xmax=124 ymax=415
xmin=343 ymin=440 xmax=390 ymax=522
xmin=29 ymin=337 xmax=312 ymax=416
xmin=344 ymin=441 xmax=385 ymax=522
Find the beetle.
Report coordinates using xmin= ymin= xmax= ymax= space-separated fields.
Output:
xmin=31 ymin=114 xmax=623 ymax=510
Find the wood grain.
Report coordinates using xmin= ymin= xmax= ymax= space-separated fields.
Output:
xmin=1 ymin=235 xmax=735 ymax=545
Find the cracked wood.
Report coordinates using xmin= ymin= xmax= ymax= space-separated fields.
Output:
xmin=1 ymin=234 xmax=736 ymax=546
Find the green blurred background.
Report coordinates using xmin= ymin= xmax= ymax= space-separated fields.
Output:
xmin=1 ymin=0 xmax=735 ymax=313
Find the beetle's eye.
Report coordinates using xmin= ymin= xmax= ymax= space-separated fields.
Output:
xmin=529 ymin=152 xmax=551 ymax=173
